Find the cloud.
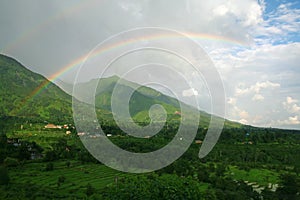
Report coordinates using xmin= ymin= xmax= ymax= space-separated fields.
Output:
xmin=278 ymin=115 xmax=300 ymax=125
xmin=252 ymin=94 xmax=264 ymax=101
xmin=235 ymin=81 xmax=280 ymax=96
xmin=286 ymin=96 xmax=298 ymax=104
xmin=182 ymin=88 xmax=199 ymax=97
xmin=0 ymin=0 xmax=300 ymax=129
xmin=239 ymin=110 xmax=249 ymax=119
xmin=288 ymin=116 xmax=300 ymax=125
xmin=283 ymin=96 xmax=300 ymax=114
xmin=227 ymin=104 xmax=250 ymax=123
xmin=227 ymin=97 xmax=237 ymax=105
xmin=212 ymin=0 xmax=263 ymax=27
xmin=239 ymin=119 xmax=248 ymax=124
xmin=253 ymin=2 xmax=300 ymax=44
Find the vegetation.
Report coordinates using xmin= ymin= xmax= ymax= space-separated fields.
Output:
xmin=0 ymin=54 xmax=73 ymax=123
xmin=0 ymin=124 xmax=299 ymax=199
xmin=0 ymin=54 xmax=300 ymax=199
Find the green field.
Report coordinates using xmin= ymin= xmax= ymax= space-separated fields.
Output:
xmin=228 ymin=166 xmax=279 ymax=186
xmin=10 ymin=161 xmax=129 ymax=190
xmin=1 ymin=160 xmax=131 ymax=199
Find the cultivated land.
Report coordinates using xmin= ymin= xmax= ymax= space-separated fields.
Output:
xmin=1 ymin=124 xmax=300 ymax=199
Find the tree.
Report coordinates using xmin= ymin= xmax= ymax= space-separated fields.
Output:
xmin=100 ymin=174 xmax=203 ymax=199
xmin=45 ymin=162 xmax=54 ymax=171
xmin=66 ymin=161 xmax=71 ymax=168
xmin=44 ymin=151 xmax=57 ymax=161
xmin=86 ymin=183 xmax=95 ymax=197
xmin=0 ymin=134 xmax=8 ymax=164
xmin=261 ymin=189 xmax=279 ymax=200
xmin=215 ymin=164 xmax=226 ymax=177
xmin=17 ymin=144 xmax=31 ymax=160
xmin=197 ymin=168 xmax=210 ymax=182
xmin=0 ymin=133 xmax=7 ymax=147
xmin=276 ymin=174 xmax=299 ymax=200
xmin=294 ymin=165 xmax=300 ymax=176
xmin=0 ymin=166 xmax=10 ymax=185
xmin=57 ymin=175 xmax=66 ymax=188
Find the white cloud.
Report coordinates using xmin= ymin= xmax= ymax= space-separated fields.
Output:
xmin=212 ymin=0 xmax=263 ymax=27
xmin=278 ymin=116 xmax=300 ymax=125
xmin=239 ymin=119 xmax=248 ymax=124
xmin=227 ymin=105 xmax=250 ymax=123
xmin=253 ymin=2 xmax=300 ymax=44
xmin=252 ymin=94 xmax=264 ymax=101
xmin=235 ymin=81 xmax=280 ymax=96
xmin=291 ymin=105 xmax=300 ymax=113
xmin=286 ymin=96 xmax=298 ymax=104
xmin=213 ymin=5 xmax=229 ymax=16
xmin=1 ymin=0 xmax=300 ymax=130
xmin=227 ymin=97 xmax=237 ymax=105
xmin=239 ymin=110 xmax=249 ymax=119
xmin=182 ymin=88 xmax=199 ymax=97
xmin=288 ymin=116 xmax=300 ymax=125
xmin=283 ymin=96 xmax=300 ymax=114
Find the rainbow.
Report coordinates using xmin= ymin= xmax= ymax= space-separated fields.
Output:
xmin=17 ymin=30 xmax=249 ymax=114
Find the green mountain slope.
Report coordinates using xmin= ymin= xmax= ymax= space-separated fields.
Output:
xmin=73 ymin=76 xmax=185 ymax=123
xmin=0 ymin=54 xmax=242 ymax=129
xmin=74 ymin=76 xmax=242 ymax=128
xmin=0 ymin=54 xmax=72 ymax=123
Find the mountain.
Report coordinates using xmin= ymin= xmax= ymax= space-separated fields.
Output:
xmin=0 ymin=54 xmax=73 ymax=123
xmin=0 ymin=54 xmax=242 ymax=129
xmin=72 ymin=76 xmax=242 ymax=128
xmin=72 ymin=76 xmax=181 ymax=122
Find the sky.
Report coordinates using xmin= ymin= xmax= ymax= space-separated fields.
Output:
xmin=0 ymin=0 xmax=300 ymax=130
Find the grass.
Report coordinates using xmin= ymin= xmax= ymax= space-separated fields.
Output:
xmin=228 ymin=166 xmax=279 ymax=186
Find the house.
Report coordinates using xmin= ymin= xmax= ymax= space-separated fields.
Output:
xmin=29 ymin=149 xmax=43 ymax=160
xmin=77 ymin=132 xmax=86 ymax=136
xmin=174 ymin=111 xmax=181 ymax=115
xmin=195 ymin=140 xmax=203 ymax=144
xmin=66 ymin=131 xmax=71 ymax=135
xmin=7 ymin=139 xmax=43 ymax=160
xmin=44 ymin=124 xmax=60 ymax=129
xmin=7 ymin=138 xmax=21 ymax=146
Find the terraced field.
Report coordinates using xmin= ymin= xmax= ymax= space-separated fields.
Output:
xmin=8 ymin=160 xmax=131 ymax=197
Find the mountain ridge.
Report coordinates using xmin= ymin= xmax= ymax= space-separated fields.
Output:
xmin=0 ymin=54 xmax=242 ymax=129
